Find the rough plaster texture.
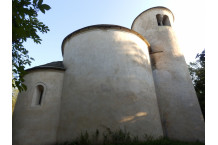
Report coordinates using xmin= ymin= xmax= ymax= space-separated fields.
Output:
xmin=132 ymin=7 xmax=205 ymax=142
xmin=57 ymin=29 xmax=163 ymax=142
xmin=13 ymin=70 xmax=64 ymax=145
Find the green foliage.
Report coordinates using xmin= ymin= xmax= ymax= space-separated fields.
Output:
xmin=102 ymin=128 xmax=132 ymax=144
xmin=188 ymin=50 xmax=205 ymax=118
xmin=12 ymin=75 xmax=19 ymax=113
xmin=12 ymin=92 xmax=18 ymax=113
xmin=55 ymin=129 xmax=204 ymax=145
xmin=12 ymin=0 xmax=51 ymax=92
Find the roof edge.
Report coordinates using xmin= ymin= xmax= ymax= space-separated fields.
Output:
xmin=131 ymin=6 xmax=175 ymax=29
xmin=25 ymin=67 xmax=65 ymax=72
xmin=25 ymin=61 xmax=65 ymax=72
xmin=61 ymin=24 xmax=151 ymax=56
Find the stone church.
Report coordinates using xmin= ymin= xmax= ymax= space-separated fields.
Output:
xmin=13 ymin=6 xmax=205 ymax=145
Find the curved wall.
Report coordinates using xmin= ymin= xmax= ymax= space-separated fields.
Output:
xmin=132 ymin=7 xmax=205 ymax=142
xmin=13 ymin=70 xmax=65 ymax=145
xmin=58 ymin=26 xmax=163 ymax=142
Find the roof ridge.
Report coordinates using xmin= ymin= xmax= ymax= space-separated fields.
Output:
xmin=26 ymin=61 xmax=65 ymax=72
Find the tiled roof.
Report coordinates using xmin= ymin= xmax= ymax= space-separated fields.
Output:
xmin=26 ymin=61 xmax=65 ymax=71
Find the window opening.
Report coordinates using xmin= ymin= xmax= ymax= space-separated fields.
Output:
xmin=38 ymin=85 xmax=43 ymax=105
xmin=156 ymin=14 xmax=163 ymax=26
xmin=156 ymin=14 xmax=171 ymax=27
xmin=32 ymin=84 xmax=44 ymax=106
xmin=163 ymin=15 xmax=171 ymax=26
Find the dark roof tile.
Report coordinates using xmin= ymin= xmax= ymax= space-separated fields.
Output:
xmin=26 ymin=61 xmax=65 ymax=71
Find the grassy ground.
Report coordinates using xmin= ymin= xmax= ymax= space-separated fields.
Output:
xmin=54 ymin=129 xmax=204 ymax=145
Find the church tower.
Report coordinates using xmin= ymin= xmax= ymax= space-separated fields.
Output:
xmin=131 ymin=7 xmax=205 ymax=142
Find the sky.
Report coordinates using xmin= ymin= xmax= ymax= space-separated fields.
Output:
xmin=23 ymin=0 xmax=205 ymax=69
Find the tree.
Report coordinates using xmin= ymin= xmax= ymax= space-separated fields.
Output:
xmin=12 ymin=0 xmax=51 ymax=92
xmin=189 ymin=50 xmax=205 ymax=119
xmin=12 ymin=88 xmax=19 ymax=113
xmin=12 ymin=73 xmax=19 ymax=113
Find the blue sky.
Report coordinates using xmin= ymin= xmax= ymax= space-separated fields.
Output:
xmin=23 ymin=0 xmax=205 ymax=69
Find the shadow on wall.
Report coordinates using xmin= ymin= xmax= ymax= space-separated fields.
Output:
xmin=116 ymin=41 xmax=150 ymax=69
xmin=149 ymin=44 xmax=185 ymax=71
xmin=111 ymin=31 xmax=151 ymax=69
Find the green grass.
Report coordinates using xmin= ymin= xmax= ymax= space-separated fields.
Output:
xmin=54 ymin=129 xmax=204 ymax=145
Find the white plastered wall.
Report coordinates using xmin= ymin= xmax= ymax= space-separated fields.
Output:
xmin=13 ymin=69 xmax=65 ymax=145
xmin=57 ymin=28 xmax=163 ymax=142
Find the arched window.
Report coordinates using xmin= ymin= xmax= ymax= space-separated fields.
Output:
xmin=163 ymin=15 xmax=171 ymax=26
xmin=32 ymin=83 xmax=45 ymax=106
xmin=156 ymin=14 xmax=162 ymax=26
